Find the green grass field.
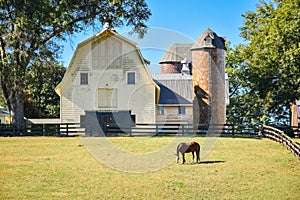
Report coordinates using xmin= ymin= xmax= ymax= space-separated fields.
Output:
xmin=1 ymin=136 xmax=299 ymax=199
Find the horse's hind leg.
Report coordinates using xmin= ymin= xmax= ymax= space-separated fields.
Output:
xmin=196 ymin=150 xmax=200 ymax=163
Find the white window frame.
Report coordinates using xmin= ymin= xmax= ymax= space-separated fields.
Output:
xmin=80 ymin=72 xmax=89 ymax=85
xmin=158 ymin=106 xmax=164 ymax=115
xmin=178 ymin=106 xmax=186 ymax=115
xmin=127 ymin=71 xmax=136 ymax=85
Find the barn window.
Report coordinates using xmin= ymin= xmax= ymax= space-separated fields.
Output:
xmin=80 ymin=73 xmax=88 ymax=85
xmin=178 ymin=106 xmax=185 ymax=115
xmin=205 ymin=37 xmax=212 ymax=46
xmin=158 ymin=106 xmax=164 ymax=115
xmin=127 ymin=72 xmax=136 ymax=84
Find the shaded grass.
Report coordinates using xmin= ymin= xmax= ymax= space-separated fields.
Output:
xmin=0 ymin=137 xmax=299 ymax=199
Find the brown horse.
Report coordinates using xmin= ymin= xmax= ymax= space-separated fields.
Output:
xmin=176 ymin=141 xmax=200 ymax=164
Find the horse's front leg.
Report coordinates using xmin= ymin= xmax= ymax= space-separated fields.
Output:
xmin=192 ymin=151 xmax=195 ymax=163
xmin=182 ymin=153 xmax=186 ymax=164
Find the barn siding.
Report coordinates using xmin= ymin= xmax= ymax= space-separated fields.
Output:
xmin=156 ymin=106 xmax=193 ymax=124
xmin=59 ymin=30 xmax=156 ymax=125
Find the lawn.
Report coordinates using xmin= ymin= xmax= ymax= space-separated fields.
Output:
xmin=0 ymin=136 xmax=299 ymax=199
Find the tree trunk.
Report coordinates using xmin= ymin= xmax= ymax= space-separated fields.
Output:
xmin=4 ymin=74 xmax=26 ymax=126
xmin=289 ymin=104 xmax=293 ymax=127
xmin=10 ymin=87 xmax=25 ymax=126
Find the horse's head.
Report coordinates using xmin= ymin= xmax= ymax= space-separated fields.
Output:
xmin=175 ymin=154 xmax=179 ymax=163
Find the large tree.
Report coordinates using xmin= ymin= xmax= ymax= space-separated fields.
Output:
xmin=237 ymin=0 xmax=300 ymax=125
xmin=0 ymin=0 xmax=151 ymax=125
xmin=24 ymin=61 xmax=65 ymax=118
xmin=226 ymin=43 xmax=275 ymax=125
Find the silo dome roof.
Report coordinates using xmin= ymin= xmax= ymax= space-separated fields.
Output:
xmin=191 ymin=28 xmax=226 ymax=50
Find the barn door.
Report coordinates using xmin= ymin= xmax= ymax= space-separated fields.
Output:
xmin=98 ymin=88 xmax=118 ymax=108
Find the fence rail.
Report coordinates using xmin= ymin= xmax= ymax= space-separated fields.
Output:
xmin=1 ymin=122 xmax=299 ymax=139
xmin=105 ymin=123 xmax=260 ymax=137
xmin=260 ymin=125 xmax=300 ymax=159
xmin=0 ymin=123 xmax=83 ymax=137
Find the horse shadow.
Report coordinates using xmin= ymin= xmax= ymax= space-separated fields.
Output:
xmin=199 ymin=160 xmax=225 ymax=164
xmin=184 ymin=160 xmax=225 ymax=165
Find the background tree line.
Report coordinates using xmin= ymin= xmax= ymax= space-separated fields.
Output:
xmin=226 ymin=0 xmax=300 ymax=126
xmin=0 ymin=60 xmax=65 ymax=118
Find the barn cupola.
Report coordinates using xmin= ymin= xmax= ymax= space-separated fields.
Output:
xmin=181 ymin=57 xmax=190 ymax=76
xmin=103 ymin=22 xmax=116 ymax=32
xmin=191 ymin=28 xmax=226 ymax=50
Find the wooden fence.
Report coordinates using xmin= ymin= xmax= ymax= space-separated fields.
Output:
xmin=105 ymin=123 xmax=260 ymax=137
xmin=1 ymin=122 xmax=298 ymax=139
xmin=270 ymin=125 xmax=300 ymax=138
xmin=0 ymin=123 xmax=259 ymax=137
xmin=0 ymin=123 xmax=83 ymax=137
xmin=259 ymin=125 xmax=300 ymax=159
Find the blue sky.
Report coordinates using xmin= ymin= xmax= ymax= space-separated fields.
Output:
xmin=61 ymin=0 xmax=260 ymax=73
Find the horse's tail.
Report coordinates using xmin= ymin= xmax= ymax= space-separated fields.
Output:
xmin=176 ymin=144 xmax=181 ymax=163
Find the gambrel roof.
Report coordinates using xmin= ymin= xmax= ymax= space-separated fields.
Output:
xmin=55 ymin=28 xmax=160 ymax=102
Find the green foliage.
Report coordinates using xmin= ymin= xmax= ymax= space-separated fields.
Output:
xmin=226 ymin=43 xmax=276 ymax=125
xmin=0 ymin=87 xmax=6 ymax=107
xmin=226 ymin=43 xmax=262 ymax=125
xmin=0 ymin=0 xmax=151 ymax=124
xmin=227 ymin=0 xmax=300 ymax=125
xmin=24 ymin=61 xmax=65 ymax=118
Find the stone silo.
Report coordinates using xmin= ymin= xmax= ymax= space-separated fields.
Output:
xmin=191 ymin=29 xmax=226 ymax=125
xmin=159 ymin=44 xmax=192 ymax=74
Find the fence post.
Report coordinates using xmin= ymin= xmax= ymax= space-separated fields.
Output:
xmin=181 ymin=124 xmax=185 ymax=136
xmin=258 ymin=125 xmax=263 ymax=137
xmin=43 ymin=124 xmax=46 ymax=136
xmin=12 ymin=125 xmax=15 ymax=136
xmin=129 ymin=124 xmax=132 ymax=137
xmin=56 ymin=124 xmax=58 ymax=136
xmin=66 ymin=124 xmax=69 ymax=136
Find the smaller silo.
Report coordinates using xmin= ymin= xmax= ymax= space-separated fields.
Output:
xmin=159 ymin=44 xmax=192 ymax=74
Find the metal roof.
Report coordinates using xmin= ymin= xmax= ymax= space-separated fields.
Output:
xmin=152 ymin=74 xmax=193 ymax=105
xmin=152 ymin=73 xmax=191 ymax=80
xmin=159 ymin=43 xmax=193 ymax=64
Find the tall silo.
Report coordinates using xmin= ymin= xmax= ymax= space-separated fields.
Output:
xmin=191 ymin=29 xmax=226 ymax=126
